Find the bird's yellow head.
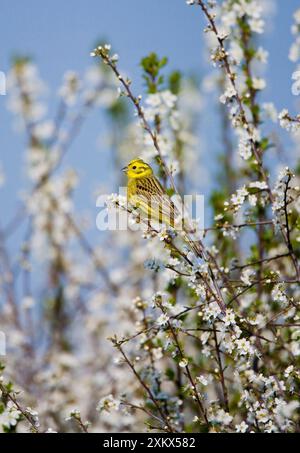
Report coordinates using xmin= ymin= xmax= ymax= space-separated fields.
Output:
xmin=122 ymin=158 xmax=153 ymax=179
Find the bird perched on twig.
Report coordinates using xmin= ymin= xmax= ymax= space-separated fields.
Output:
xmin=123 ymin=158 xmax=179 ymax=229
xmin=122 ymin=157 xmax=227 ymax=315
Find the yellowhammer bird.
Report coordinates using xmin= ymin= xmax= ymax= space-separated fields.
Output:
xmin=123 ymin=158 xmax=177 ymax=227
xmin=123 ymin=158 xmax=226 ymax=314
xmin=123 ymin=158 xmax=206 ymax=245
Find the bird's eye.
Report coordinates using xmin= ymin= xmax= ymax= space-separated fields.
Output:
xmin=132 ymin=166 xmax=136 ymax=170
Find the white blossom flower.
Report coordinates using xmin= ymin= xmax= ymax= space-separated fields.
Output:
xmin=201 ymin=302 xmax=222 ymax=322
xmin=0 ymin=402 xmax=21 ymax=429
xmin=25 ymin=407 xmax=40 ymax=428
xmin=97 ymin=395 xmax=120 ymax=413
xmin=278 ymin=109 xmax=295 ymax=131
xmin=238 ymin=135 xmax=252 ymax=160
xmin=256 ymin=408 xmax=270 ymax=424
xmin=219 ymin=85 xmax=237 ymax=104
xmin=271 ymin=284 xmax=288 ymax=305
xmin=195 ymin=284 xmax=206 ymax=299
xmin=248 ymin=314 xmax=266 ymax=329
xmin=223 ymin=309 xmax=236 ymax=326
xmin=179 ymin=358 xmax=188 ymax=368
xmin=158 ymin=229 xmax=169 ymax=242
xmin=235 ymin=338 xmax=254 ymax=356
xmin=235 ymin=421 xmax=248 ymax=433
xmin=256 ymin=47 xmax=269 ymax=64
xmin=249 ymin=181 xmax=268 ymax=190
xmin=284 ymin=365 xmax=294 ymax=378
xmin=157 ymin=313 xmax=169 ymax=326
xmin=214 ymin=213 xmax=224 ymax=221
xmin=231 ymin=186 xmax=248 ymax=208
xmin=144 ymin=90 xmax=177 ymax=122
xmin=252 ymin=77 xmax=266 ymax=90
xmin=32 ymin=121 xmax=55 ymax=140
xmin=212 ymin=409 xmax=233 ymax=426
xmin=240 ymin=269 xmax=254 ymax=286
xmin=196 ymin=375 xmax=209 ymax=386
xmin=248 ymin=194 xmax=257 ymax=206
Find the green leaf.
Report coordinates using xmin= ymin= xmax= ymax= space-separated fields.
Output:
xmin=169 ymin=71 xmax=182 ymax=94
xmin=165 ymin=368 xmax=175 ymax=381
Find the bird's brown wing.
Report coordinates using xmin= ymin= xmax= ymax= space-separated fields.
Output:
xmin=132 ymin=176 xmax=177 ymax=227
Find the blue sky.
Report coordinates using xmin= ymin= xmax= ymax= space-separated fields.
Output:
xmin=0 ymin=0 xmax=299 ymax=235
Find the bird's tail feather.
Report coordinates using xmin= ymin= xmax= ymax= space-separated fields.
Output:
xmin=181 ymin=231 xmax=227 ymax=315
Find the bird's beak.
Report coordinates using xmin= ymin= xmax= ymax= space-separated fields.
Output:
xmin=122 ymin=166 xmax=128 ymax=173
